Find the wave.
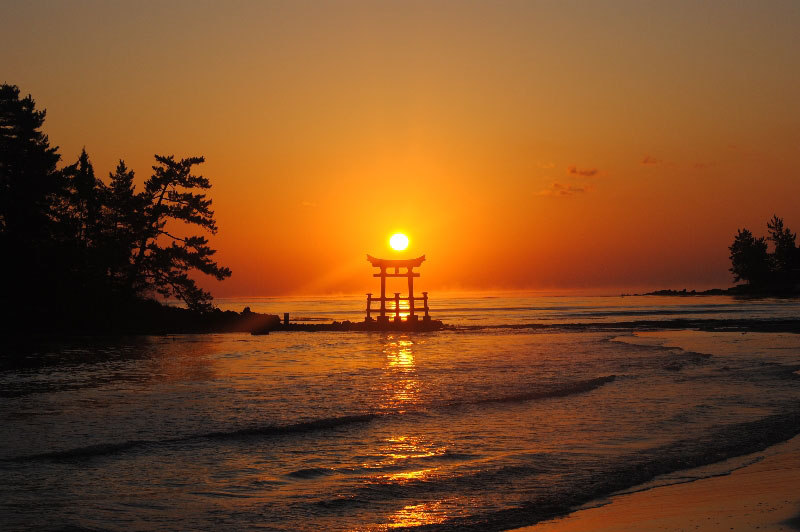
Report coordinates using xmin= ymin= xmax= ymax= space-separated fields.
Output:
xmin=312 ymin=411 xmax=800 ymax=531
xmin=286 ymin=467 xmax=337 ymax=479
xmin=287 ymin=449 xmax=486 ymax=480
xmin=200 ymin=413 xmax=379 ymax=440
xmin=435 ymin=305 xmax=740 ymax=315
xmin=457 ymin=317 xmax=800 ymax=333
xmin=7 ymin=377 xmax=618 ymax=463
xmin=8 ymin=413 xmax=379 ymax=462
xmin=466 ymin=376 xmax=616 ymax=406
xmin=555 ymin=308 xmax=742 ymax=318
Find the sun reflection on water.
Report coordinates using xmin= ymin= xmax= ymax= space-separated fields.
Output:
xmin=386 ymin=500 xmax=448 ymax=528
xmin=382 ymin=468 xmax=434 ymax=483
xmin=379 ymin=435 xmax=445 ymax=464
xmin=368 ymin=335 xmax=466 ymax=529
xmin=379 ymin=335 xmax=421 ymax=412
xmin=384 ymin=336 xmax=414 ymax=369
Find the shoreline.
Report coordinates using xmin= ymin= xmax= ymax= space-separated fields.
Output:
xmin=512 ymin=434 xmax=800 ymax=531
xmin=630 ymin=287 xmax=799 ymax=297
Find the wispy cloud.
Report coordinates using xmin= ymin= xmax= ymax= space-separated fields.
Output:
xmin=641 ymin=155 xmax=662 ymax=165
xmin=727 ymin=143 xmax=746 ymax=154
xmin=538 ymin=182 xmax=587 ymax=197
xmin=640 ymin=154 xmax=712 ymax=170
xmin=301 ymin=200 xmax=316 ymax=207
xmin=567 ymin=165 xmax=598 ymax=177
xmin=727 ymin=143 xmax=762 ymax=160
xmin=537 ymin=161 xmax=556 ymax=169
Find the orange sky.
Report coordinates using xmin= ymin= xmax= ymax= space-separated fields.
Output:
xmin=2 ymin=1 xmax=799 ymax=296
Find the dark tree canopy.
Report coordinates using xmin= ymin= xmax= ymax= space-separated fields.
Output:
xmin=104 ymin=160 xmax=146 ymax=299
xmin=0 ymin=83 xmax=232 ymax=330
xmin=729 ymin=216 xmax=798 ymax=293
xmin=729 ymin=229 xmax=770 ymax=287
xmin=766 ymin=215 xmax=798 ymax=285
xmin=0 ymin=84 xmax=65 ymax=312
xmin=133 ymin=155 xmax=232 ymax=310
xmin=0 ymin=84 xmax=61 ymax=237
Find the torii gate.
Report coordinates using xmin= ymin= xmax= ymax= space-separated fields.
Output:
xmin=365 ymin=254 xmax=430 ymax=324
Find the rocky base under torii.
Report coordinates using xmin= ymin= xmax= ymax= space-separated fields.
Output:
xmin=252 ymin=318 xmax=447 ymax=334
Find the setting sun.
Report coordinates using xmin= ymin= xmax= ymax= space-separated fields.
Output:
xmin=389 ymin=233 xmax=409 ymax=251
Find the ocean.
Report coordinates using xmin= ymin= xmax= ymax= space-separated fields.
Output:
xmin=1 ymin=294 xmax=799 ymax=531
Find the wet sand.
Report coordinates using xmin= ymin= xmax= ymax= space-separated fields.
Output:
xmin=514 ymin=435 xmax=800 ymax=531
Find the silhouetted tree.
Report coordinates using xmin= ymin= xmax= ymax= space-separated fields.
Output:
xmin=1 ymin=83 xmax=233 ymax=329
xmin=0 ymin=84 xmax=66 ymax=313
xmin=103 ymin=160 xmax=145 ymax=299
xmin=131 ymin=155 xmax=232 ymax=311
xmin=62 ymin=148 xmax=106 ymax=248
xmin=0 ymin=84 xmax=61 ymax=236
xmin=766 ymin=215 xmax=798 ymax=287
xmin=729 ymin=228 xmax=769 ymax=287
xmin=729 ymin=216 xmax=799 ymax=293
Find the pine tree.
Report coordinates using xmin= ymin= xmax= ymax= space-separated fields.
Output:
xmin=1 ymin=83 xmax=233 ymax=327
xmin=132 ymin=155 xmax=232 ymax=311
xmin=0 ymin=84 xmax=65 ymax=316
xmin=728 ymin=228 xmax=769 ymax=287
xmin=0 ymin=84 xmax=61 ymax=237
xmin=104 ymin=160 xmax=145 ymax=299
xmin=62 ymin=148 xmax=107 ymax=248
xmin=766 ymin=215 xmax=797 ymax=287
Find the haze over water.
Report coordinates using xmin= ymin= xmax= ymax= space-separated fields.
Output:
xmin=2 ymin=295 xmax=799 ymax=531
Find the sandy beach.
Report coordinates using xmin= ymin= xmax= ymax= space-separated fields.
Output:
xmin=514 ymin=435 xmax=800 ymax=532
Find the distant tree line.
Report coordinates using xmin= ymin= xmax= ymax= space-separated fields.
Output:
xmin=0 ymin=84 xmax=231 ymax=330
xmin=729 ymin=216 xmax=799 ymax=293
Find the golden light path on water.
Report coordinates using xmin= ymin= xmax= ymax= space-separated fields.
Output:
xmin=376 ymin=335 xmax=452 ymax=529
xmin=380 ymin=336 xmax=420 ymax=412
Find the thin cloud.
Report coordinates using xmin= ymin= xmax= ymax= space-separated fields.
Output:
xmin=537 ymin=161 xmax=556 ymax=169
xmin=538 ymin=182 xmax=587 ymax=197
xmin=641 ymin=154 xmax=711 ymax=169
xmin=641 ymin=155 xmax=662 ymax=165
xmin=567 ymin=165 xmax=598 ymax=177
xmin=301 ymin=200 xmax=317 ymax=207
xmin=727 ymin=143 xmax=745 ymax=153
xmin=727 ymin=143 xmax=762 ymax=160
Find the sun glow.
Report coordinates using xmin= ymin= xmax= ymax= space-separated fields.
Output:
xmin=389 ymin=233 xmax=409 ymax=251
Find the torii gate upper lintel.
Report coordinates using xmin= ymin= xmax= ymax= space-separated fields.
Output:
xmin=365 ymin=254 xmax=430 ymax=323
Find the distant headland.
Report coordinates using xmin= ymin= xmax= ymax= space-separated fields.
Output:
xmin=628 ymin=215 xmax=800 ymax=298
xmin=629 ymin=285 xmax=799 ymax=297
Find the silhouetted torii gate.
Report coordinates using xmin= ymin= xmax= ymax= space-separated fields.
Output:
xmin=366 ymin=254 xmax=430 ymax=324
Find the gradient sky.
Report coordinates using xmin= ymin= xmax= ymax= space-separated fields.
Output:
xmin=2 ymin=1 xmax=799 ymax=296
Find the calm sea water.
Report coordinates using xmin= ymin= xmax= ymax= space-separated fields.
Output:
xmin=1 ymin=295 xmax=799 ymax=531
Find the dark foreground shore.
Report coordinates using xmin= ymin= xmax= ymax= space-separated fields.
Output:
xmin=0 ymin=299 xmax=282 ymax=336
